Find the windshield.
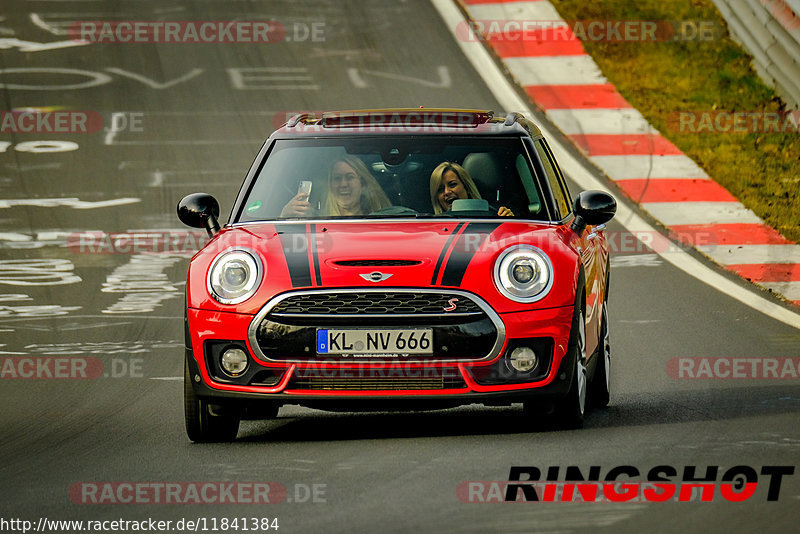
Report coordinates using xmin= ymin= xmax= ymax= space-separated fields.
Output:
xmin=236 ymin=136 xmax=550 ymax=222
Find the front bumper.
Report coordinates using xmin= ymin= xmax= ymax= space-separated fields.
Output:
xmin=186 ymin=302 xmax=574 ymax=405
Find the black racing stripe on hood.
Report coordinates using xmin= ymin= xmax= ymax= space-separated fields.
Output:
xmin=439 ymin=222 xmax=501 ymax=287
xmin=430 ymin=222 xmax=465 ymax=285
xmin=309 ymin=223 xmax=322 ymax=286
xmin=278 ymin=224 xmax=312 ymax=288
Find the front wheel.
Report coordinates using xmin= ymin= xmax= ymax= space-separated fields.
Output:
xmin=554 ymin=299 xmax=587 ymax=428
xmin=591 ymin=300 xmax=611 ymax=408
xmin=184 ymin=359 xmax=240 ymax=442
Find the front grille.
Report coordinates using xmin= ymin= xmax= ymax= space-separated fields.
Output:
xmin=269 ymin=291 xmax=482 ymax=317
xmin=288 ymin=369 xmax=467 ymax=390
xmin=250 ymin=289 xmax=504 ymax=363
xmin=333 ymin=260 xmax=422 ymax=267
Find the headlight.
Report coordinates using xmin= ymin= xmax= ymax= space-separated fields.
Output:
xmin=207 ymin=248 xmax=263 ymax=304
xmin=494 ymin=245 xmax=553 ymax=303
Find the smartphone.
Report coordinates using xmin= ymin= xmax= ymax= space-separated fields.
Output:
xmin=297 ymin=180 xmax=312 ymax=198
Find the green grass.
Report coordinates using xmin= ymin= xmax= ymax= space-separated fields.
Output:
xmin=549 ymin=0 xmax=800 ymax=242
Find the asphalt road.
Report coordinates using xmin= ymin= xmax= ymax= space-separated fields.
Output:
xmin=1 ymin=1 xmax=799 ymax=533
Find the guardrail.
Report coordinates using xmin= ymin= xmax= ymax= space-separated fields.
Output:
xmin=713 ymin=0 xmax=800 ymax=109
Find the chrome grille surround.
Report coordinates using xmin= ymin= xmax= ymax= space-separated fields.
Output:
xmin=247 ymin=288 xmax=506 ymax=364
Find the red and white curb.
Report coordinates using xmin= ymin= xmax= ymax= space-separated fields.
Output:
xmin=459 ymin=0 xmax=800 ymax=306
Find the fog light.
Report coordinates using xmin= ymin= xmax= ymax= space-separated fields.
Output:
xmin=509 ymin=346 xmax=538 ymax=373
xmin=221 ymin=347 xmax=248 ymax=376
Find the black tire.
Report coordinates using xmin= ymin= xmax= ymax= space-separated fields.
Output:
xmin=184 ymin=360 xmax=240 ymax=443
xmin=554 ymin=294 xmax=587 ymax=428
xmin=591 ymin=299 xmax=611 ymax=408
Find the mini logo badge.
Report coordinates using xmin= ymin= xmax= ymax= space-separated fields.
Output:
xmin=359 ymin=271 xmax=393 ymax=282
xmin=443 ymin=298 xmax=459 ymax=311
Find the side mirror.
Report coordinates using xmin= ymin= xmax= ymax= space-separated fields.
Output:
xmin=177 ymin=193 xmax=221 ymax=238
xmin=571 ymin=190 xmax=616 ymax=235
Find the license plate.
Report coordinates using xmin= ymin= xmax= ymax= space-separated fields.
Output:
xmin=316 ymin=328 xmax=433 ymax=355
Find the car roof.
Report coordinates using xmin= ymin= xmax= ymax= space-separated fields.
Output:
xmin=270 ymin=109 xmax=543 ymax=138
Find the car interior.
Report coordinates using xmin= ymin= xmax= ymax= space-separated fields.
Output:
xmin=239 ymin=138 xmax=549 ymax=221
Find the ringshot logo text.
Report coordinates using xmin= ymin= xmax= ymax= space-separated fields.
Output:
xmin=458 ymin=465 xmax=795 ymax=503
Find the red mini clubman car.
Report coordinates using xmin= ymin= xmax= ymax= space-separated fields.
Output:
xmin=178 ymin=109 xmax=616 ymax=442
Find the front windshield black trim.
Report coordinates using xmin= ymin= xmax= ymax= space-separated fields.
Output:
xmin=230 ymin=138 xmax=278 ymax=225
xmin=228 ymin=217 xmax=560 ymax=227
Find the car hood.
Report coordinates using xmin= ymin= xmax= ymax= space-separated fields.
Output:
xmin=187 ymin=220 xmax=580 ymax=314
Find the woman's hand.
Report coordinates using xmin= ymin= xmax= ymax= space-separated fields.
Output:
xmin=280 ymin=193 xmax=312 ymax=217
xmin=497 ymin=206 xmax=513 ymax=217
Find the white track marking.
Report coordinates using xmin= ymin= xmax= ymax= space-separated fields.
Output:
xmin=505 ymin=56 xmax=607 ymax=86
xmin=591 ymin=154 xmax=710 ymax=180
xmin=642 ymin=202 xmax=763 ymax=226
xmin=431 ymin=0 xmax=800 ymax=329
xmin=610 ymin=254 xmax=663 ymax=268
xmin=696 ymin=244 xmax=800 ymax=265
xmin=0 ymin=198 xmax=140 ymax=209
xmin=545 ymin=108 xmax=654 ymax=135
xmin=759 ymin=282 xmax=800 ymax=300
xmin=467 ymin=1 xmax=562 ymax=21
xmin=0 ymin=37 xmax=89 ymax=52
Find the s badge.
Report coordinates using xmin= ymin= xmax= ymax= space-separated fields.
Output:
xmin=443 ymin=298 xmax=459 ymax=312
